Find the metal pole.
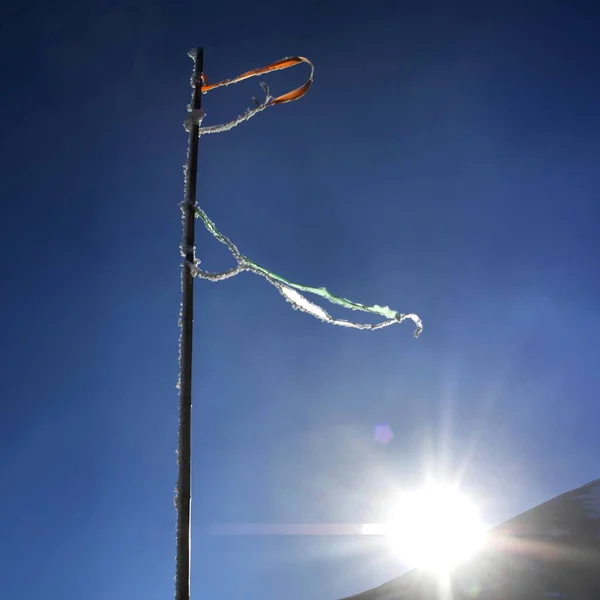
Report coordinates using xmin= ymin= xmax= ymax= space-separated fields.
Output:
xmin=176 ymin=46 xmax=203 ymax=600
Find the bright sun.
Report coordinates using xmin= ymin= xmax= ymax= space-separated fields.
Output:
xmin=382 ymin=481 xmax=487 ymax=575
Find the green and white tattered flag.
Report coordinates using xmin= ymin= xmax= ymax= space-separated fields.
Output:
xmin=183 ymin=56 xmax=422 ymax=338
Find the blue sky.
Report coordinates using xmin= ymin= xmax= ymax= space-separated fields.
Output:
xmin=1 ymin=1 xmax=600 ymax=599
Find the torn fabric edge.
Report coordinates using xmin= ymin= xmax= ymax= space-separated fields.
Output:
xmin=187 ymin=204 xmax=423 ymax=337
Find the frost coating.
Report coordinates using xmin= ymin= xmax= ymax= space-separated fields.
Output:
xmin=280 ymin=286 xmax=330 ymax=321
xmin=198 ymin=83 xmax=273 ymax=136
xmin=184 ymin=108 xmax=206 ymax=133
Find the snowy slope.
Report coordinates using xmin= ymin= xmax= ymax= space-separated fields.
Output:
xmin=342 ymin=479 xmax=600 ymax=600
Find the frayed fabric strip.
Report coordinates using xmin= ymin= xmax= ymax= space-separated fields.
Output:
xmin=185 ymin=210 xmax=423 ymax=338
xmin=197 ymin=57 xmax=314 ymax=136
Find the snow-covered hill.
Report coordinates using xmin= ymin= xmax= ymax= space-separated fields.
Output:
xmin=342 ymin=479 xmax=600 ymax=600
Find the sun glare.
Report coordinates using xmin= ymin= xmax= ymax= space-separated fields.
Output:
xmin=382 ymin=481 xmax=487 ymax=575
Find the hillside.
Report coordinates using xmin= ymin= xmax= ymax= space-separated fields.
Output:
xmin=343 ymin=479 xmax=600 ymax=600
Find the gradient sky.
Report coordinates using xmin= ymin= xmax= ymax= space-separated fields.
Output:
xmin=1 ymin=1 xmax=600 ymax=599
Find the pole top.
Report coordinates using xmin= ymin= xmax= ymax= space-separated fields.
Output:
xmin=187 ymin=47 xmax=204 ymax=61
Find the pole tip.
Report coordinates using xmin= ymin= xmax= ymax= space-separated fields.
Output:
xmin=187 ymin=47 xmax=204 ymax=61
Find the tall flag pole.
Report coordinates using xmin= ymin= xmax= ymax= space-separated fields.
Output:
xmin=174 ymin=47 xmax=423 ymax=600
xmin=176 ymin=46 xmax=203 ymax=600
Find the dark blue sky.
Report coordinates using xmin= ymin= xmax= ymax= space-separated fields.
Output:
xmin=1 ymin=1 xmax=600 ymax=598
